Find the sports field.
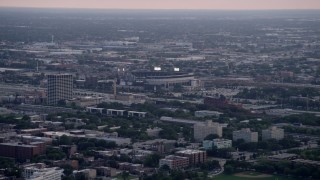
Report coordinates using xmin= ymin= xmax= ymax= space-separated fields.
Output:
xmin=212 ymin=172 xmax=296 ymax=180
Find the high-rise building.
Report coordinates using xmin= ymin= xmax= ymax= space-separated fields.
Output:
xmin=47 ymin=74 xmax=73 ymax=105
xmin=262 ymin=126 xmax=284 ymax=141
xmin=232 ymin=128 xmax=258 ymax=143
xmin=194 ymin=120 xmax=223 ymax=142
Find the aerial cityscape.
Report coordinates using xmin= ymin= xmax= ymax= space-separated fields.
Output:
xmin=0 ymin=1 xmax=319 ymax=180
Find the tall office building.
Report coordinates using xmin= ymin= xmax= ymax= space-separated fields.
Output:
xmin=233 ymin=128 xmax=258 ymax=143
xmin=262 ymin=126 xmax=284 ymax=141
xmin=47 ymin=74 xmax=73 ymax=105
xmin=193 ymin=120 xmax=223 ymax=142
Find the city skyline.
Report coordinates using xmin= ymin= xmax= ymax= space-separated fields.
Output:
xmin=1 ymin=0 xmax=320 ymax=10
xmin=0 ymin=1 xmax=319 ymax=179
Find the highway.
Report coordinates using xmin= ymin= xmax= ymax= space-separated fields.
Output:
xmin=0 ymin=83 xmax=113 ymax=98
xmin=201 ymin=77 xmax=320 ymax=89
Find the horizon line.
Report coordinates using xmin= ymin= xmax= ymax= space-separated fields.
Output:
xmin=1 ymin=6 xmax=320 ymax=11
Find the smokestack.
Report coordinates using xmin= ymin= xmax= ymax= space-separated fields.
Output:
xmin=113 ymin=79 xmax=117 ymax=99
xmin=36 ymin=60 xmax=39 ymax=72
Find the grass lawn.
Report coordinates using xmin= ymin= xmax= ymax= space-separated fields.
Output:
xmin=212 ymin=173 xmax=296 ymax=180
xmin=242 ymin=172 xmax=266 ymax=176
xmin=115 ymin=174 xmax=138 ymax=180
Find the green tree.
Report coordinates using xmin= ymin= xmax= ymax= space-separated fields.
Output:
xmin=46 ymin=147 xmax=66 ymax=160
xmin=204 ymin=134 xmax=220 ymax=140
xmin=143 ymin=154 xmax=161 ymax=168
xmin=61 ymin=164 xmax=73 ymax=176
xmin=57 ymin=100 xmax=67 ymax=106
xmin=59 ymin=135 xmax=72 ymax=145
xmin=121 ymin=171 xmax=130 ymax=180
xmin=224 ymin=165 xmax=234 ymax=174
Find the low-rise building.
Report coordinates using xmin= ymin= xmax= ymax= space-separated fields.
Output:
xmin=20 ymin=128 xmax=48 ymax=135
xmin=132 ymin=149 xmax=154 ymax=161
xmin=176 ymin=149 xmax=207 ymax=166
xmin=128 ymin=111 xmax=147 ymax=118
xmin=52 ymin=160 xmax=79 ymax=170
xmin=0 ymin=142 xmax=46 ymax=161
xmin=230 ymin=151 xmax=255 ymax=161
xmin=95 ymin=167 xmax=117 ymax=177
xmin=65 ymin=118 xmax=86 ymax=128
xmin=73 ymin=169 xmax=97 ymax=180
xmin=43 ymin=131 xmax=131 ymax=146
xmin=120 ymin=148 xmax=133 ymax=155
xmin=268 ymin=153 xmax=299 ymax=161
xmin=195 ymin=110 xmax=223 ymax=118
xmin=66 ymin=96 xmax=103 ymax=107
xmin=159 ymin=155 xmax=189 ymax=169
xmin=118 ymin=162 xmax=143 ymax=172
xmin=203 ymin=138 xmax=232 ymax=150
xmin=133 ymin=139 xmax=176 ymax=154
xmin=23 ymin=163 xmax=63 ymax=180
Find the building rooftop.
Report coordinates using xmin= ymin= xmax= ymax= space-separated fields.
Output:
xmin=212 ymin=138 xmax=232 ymax=142
xmin=164 ymin=155 xmax=189 ymax=160
xmin=176 ymin=149 xmax=205 ymax=154
xmin=269 ymin=153 xmax=298 ymax=160
xmin=0 ymin=143 xmax=37 ymax=148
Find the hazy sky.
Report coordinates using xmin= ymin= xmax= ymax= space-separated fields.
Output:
xmin=1 ymin=0 xmax=320 ymax=10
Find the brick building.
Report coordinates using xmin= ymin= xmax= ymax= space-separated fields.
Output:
xmin=176 ymin=149 xmax=207 ymax=166
xmin=159 ymin=155 xmax=189 ymax=169
xmin=0 ymin=142 xmax=46 ymax=161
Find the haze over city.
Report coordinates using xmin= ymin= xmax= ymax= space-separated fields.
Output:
xmin=1 ymin=0 xmax=320 ymax=10
xmin=0 ymin=0 xmax=320 ymax=180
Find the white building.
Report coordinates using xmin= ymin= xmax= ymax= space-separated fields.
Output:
xmin=73 ymin=169 xmax=97 ymax=180
xmin=23 ymin=164 xmax=63 ymax=180
xmin=194 ymin=120 xmax=223 ymax=142
xmin=195 ymin=110 xmax=223 ymax=118
xmin=128 ymin=111 xmax=147 ymax=118
xmin=146 ymin=127 xmax=162 ymax=137
xmin=232 ymin=128 xmax=258 ymax=143
xmin=262 ymin=126 xmax=284 ymax=141
xmin=203 ymin=138 xmax=232 ymax=150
